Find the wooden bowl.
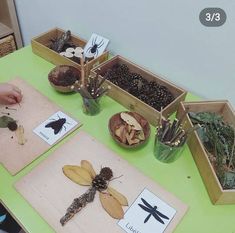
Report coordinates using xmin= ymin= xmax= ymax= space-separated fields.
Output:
xmin=108 ymin=111 xmax=150 ymax=148
xmin=48 ymin=65 xmax=80 ymax=93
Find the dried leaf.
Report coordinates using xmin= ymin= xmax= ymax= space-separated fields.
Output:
xmin=107 ymin=187 xmax=128 ymax=206
xmin=15 ymin=125 xmax=26 ymax=145
xmin=115 ymin=125 xmax=125 ymax=138
xmin=81 ymin=160 xmax=96 ymax=178
xmin=126 ymin=130 xmax=140 ymax=145
xmin=115 ymin=125 xmax=127 ymax=144
xmin=99 ymin=192 xmax=124 ymax=219
xmin=137 ymin=130 xmax=145 ymax=141
xmin=63 ymin=165 xmax=92 ymax=185
xmin=120 ymin=112 xmax=142 ymax=131
xmin=127 ymin=124 xmax=132 ymax=133
xmin=0 ymin=116 xmax=15 ymax=128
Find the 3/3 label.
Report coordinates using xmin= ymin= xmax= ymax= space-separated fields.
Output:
xmin=199 ymin=8 xmax=226 ymax=27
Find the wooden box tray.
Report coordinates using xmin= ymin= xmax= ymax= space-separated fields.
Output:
xmin=92 ymin=55 xmax=187 ymax=126
xmin=177 ymin=100 xmax=235 ymax=204
xmin=31 ymin=28 xmax=109 ymax=75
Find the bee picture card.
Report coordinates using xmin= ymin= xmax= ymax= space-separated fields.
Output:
xmin=118 ymin=188 xmax=176 ymax=233
xmin=84 ymin=33 xmax=109 ymax=58
xmin=0 ymin=78 xmax=81 ymax=175
xmin=15 ymin=131 xmax=187 ymax=233
xmin=33 ymin=111 xmax=79 ymax=146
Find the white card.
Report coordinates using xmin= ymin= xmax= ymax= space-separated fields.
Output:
xmin=33 ymin=111 xmax=79 ymax=145
xmin=118 ymin=188 xmax=177 ymax=233
xmin=84 ymin=33 xmax=109 ymax=58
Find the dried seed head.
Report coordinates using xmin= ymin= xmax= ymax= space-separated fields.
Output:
xmin=100 ymin=167 xmax=113 ymax=180
xmin=7 ymin=121 xmax=18 ymax=131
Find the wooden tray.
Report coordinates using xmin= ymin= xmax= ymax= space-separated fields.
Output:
xmin=91 ymin=55 xmax=187 ymax=126
xmin=31 ymin=28 xmax=109 ymax=76
xmin=177 ymin=100 xmax=235 ymax=204
xmin=0 ymin=78 xmax=81 ymax=175
xmin=15 ymin=131 xmax=188 ymax=233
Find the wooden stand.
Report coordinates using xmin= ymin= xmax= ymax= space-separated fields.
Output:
xmin=0 ymin=0 xmax=23 ymax=50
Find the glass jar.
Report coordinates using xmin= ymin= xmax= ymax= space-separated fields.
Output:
xmin=154 ymin=137 xmax=185 ymax=163
xmin=81 ymin=95 xmax=101 ymax=116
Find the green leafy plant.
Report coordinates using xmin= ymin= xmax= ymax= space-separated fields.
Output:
xmin=189 ymin=112 xmax=235 ymax=189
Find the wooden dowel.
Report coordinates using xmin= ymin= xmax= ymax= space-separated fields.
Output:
xmin=80 ymin=52 xmax=85 ymax=86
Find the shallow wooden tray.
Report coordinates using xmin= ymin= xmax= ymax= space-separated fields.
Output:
xmin=177 ymin=100 xmax=235 ymax=204
xmin=0 ymin=78 xmax=81 ymax=175
xmin=92 ymin=55 xmax=187 ymax=126
xmin=15 ymin=131 xmax=188 ymax=233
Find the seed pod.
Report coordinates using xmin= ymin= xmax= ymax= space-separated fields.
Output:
xmin=7 ymin=121 xmax=18 ymax=131
xmin=15 ymin=125 xmax=26 ymax=145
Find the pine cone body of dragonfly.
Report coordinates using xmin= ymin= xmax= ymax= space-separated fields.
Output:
xmin=92 ymin=167 xmax=113 ymax=191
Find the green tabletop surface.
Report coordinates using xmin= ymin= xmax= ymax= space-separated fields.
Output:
xmin=0 ymin=46 xmax=234 ymax=233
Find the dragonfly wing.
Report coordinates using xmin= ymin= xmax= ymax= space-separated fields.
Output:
xmin=144 ymin=213 xmax=152 ymax=223
xmin=156 ymin=210 xmax=169 ymax=220
xmin=138 ymin=203 xmax=151 ymax=212
xmin=141 ymin=198 xmax=153 ymax=209
xmin=152 ymin=212 xmax=165 ymax=224
xmin=107 ymin=186 xmax=128 ymax=206
xmin=99 ymin=192 xmax=124 ymax=219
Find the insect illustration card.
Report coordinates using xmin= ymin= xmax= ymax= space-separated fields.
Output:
xmin=84 ymin=33 xmax=109 ymax=58
xmin=33 ymin=111 xmax=79 ymax=145
xmin=118 ymin=188 xmax=177 ymax=233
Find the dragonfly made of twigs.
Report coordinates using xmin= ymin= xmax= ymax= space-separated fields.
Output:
xmin=138 ymin=198 xmax=169 ymax=224
xmin=60 ymin=160 xmax=128 ymax=226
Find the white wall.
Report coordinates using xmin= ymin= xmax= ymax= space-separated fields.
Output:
xmin=15 ymin=0 xmax=235 ymax=106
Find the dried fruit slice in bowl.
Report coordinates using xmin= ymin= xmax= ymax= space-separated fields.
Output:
xmin=108 ymin=111 xmax=150 ymax=148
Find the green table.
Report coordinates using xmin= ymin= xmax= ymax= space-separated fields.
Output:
xmin=0 ymin=47 xmax=234 ymax=233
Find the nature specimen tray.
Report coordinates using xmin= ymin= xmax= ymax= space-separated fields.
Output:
xmin=31 ymin=28 xmax=109 ymax=76
xmin=177 ymin=100 xmax=235 ymax=204
xmin=91 ymin=55 xmax=187 ymax=126
xmin=0 ymin=78 xmax=81 ymax=175
xmin=15 ymin=131 xmax=187 ymax=233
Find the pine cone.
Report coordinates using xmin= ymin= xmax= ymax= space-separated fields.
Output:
xmin=100 ymin=167 xmax=113 ymax=180
xmin=92 ymin=175 xmax=108 ymax=191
